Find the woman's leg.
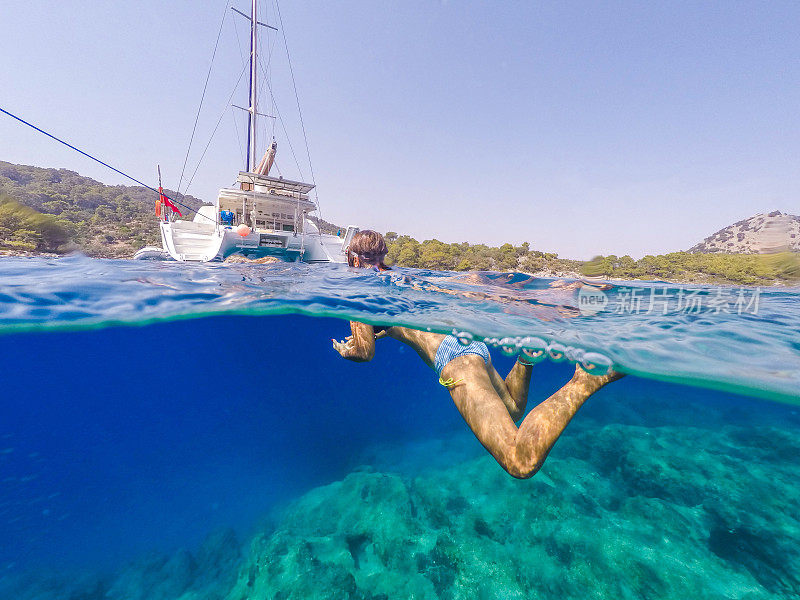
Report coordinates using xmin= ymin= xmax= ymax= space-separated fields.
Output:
xmin=442 ymin=356 xmax=622 ymax=479
xmin=486 ymin=360 xmax=532 ymax=421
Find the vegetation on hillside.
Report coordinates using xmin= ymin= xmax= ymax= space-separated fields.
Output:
xmin=0 ymin=161 xmax=204 ymax=257
xmin=384 ymin=232 xmax=581 ymax=274
xmin=0 ymin=195 xmax=70 ymax=252
xmin=581 ymin=252 xmax=800 ymax=285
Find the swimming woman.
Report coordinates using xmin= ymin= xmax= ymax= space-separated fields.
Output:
xmin=332 ymin=230 xmax=624 ymax=479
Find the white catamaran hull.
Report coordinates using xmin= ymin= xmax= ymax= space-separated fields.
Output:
xmin=157 ymin=217 xmax=350 ymax=263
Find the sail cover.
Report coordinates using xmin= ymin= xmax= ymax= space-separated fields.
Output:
xmin=255 ymin=141 xmax=277 ymax=176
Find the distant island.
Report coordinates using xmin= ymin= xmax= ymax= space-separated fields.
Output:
xmin=690 ymin=211 xmax=800 ymax=254
xmin=1 ymin=160 xmax=798 ymax=285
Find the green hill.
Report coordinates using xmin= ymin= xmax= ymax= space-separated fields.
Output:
xmin=0 ymin=160 xmax=205 ymax=257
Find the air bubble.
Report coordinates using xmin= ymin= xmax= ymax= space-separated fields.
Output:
xmin=518 ymin=337 xmax=547 ymax=363
xmin=565 ymin=346 xmax=584 ymax=363
xmin=546 ymin=342 xmax=567 ymax=362
xmin=499 ymin=337 xmax=520 ymax=356
xmin=579 ymin=352 xmax=613 ymax=376
xmin=519 ymin=351 xmax=546 ymax=365
xmin=454 ymin=330 xmax=474 ymax=346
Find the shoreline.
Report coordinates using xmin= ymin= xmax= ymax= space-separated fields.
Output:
xmin=1 ymin=250 xmax=794 ymax=287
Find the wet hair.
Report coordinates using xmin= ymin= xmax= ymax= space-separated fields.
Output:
xmin=347 ymin=230 xmax=389 ymax=269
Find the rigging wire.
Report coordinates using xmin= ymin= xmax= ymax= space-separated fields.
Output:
xmin=269 ymin=33 xmax=278 ymax=140
xmin=256 ymin=34 xmax=277 ymax=151
xmin=231 ymin=9 xmax=250 ymax=172
xmin=274 ymin=0 xmax=324 ymax=224
xmin=264 ymin=80 xmax=306 ymax=181
xmin=254 ymin=2 xmax=281 ymax=174
xmin=232 ymin=7 xmax=247 ymax=67
xmin=183 ymin=59 xmax=251 ymax=196
xmin=175 ymin=0 xmax=231 ymax=201
xmin=0 ymin=106 xmax=213 ymax=221
xmin=231 ymin=107 xmax=246 ymax=167
xmin=257 ymin=28 xmax=306 ymax=182
xmin=251 ymin=8 xmax=275 ymax=163
xmin=261 ymin=2 xmax=278 ymax=141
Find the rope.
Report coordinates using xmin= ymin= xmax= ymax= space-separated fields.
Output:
xmin=175 ymin=0 xmax=231 ymax=201
xmin=0 ymin=106 xmax=212 ymax=221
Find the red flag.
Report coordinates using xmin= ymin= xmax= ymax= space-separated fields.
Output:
xmin=159 ymin=187 xmax=182 ymax=217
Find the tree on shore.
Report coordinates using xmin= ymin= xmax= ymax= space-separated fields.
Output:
xmin=383 ymin=234 xmax=579 ymax=274
xmin=0 ymin=195 xmax=71 ymax=253
xmin=581 ymin=251 xmax=800 ymax=284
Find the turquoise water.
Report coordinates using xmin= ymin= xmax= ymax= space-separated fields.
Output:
xmin=2 ymin=255 xmax=799 ymax=401
xmin=1 ymin=256 xmax=799 ymax=598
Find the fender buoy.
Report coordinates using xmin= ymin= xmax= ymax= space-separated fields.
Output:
xmin=155 ymin=198 xmax=162 ymax=218
xmin=236 ymin=224 xmax=251 ymax=237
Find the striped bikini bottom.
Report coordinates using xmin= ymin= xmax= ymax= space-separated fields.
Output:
xmin=434 ymin=335 xmax=490 ymax=376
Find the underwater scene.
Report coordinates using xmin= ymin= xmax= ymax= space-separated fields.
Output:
xmin=1 ymin=256 xmax=800 ymax=599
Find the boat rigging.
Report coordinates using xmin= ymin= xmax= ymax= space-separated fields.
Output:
xmin=137 ymin=0 xmax=356 ymax=262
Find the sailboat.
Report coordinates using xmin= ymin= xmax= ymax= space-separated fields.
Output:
xmin=134 ymin=0 xmax=356 ymax=263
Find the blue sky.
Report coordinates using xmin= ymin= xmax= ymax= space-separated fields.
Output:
xmin=1 ymin=1 xmax=798 ymax=259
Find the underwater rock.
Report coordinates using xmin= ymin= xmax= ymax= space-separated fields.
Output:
xmin=104 ymin=528 xmax=242 ymax=600
xmin=0 ymin=570 xmax=108 ymax=600
xmin=192 ymin=529 xmax=242 ymax=598
xmin=106 ymin=550 xmax=196 ymax=600
xmin=226 ymin=424 xmax=800 ymax=600
xmin=5 ymin=422 xmax=799 ymax=599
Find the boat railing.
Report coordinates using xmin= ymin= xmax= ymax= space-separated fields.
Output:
xmin=237 ymin=172 xmax=315 ymax=195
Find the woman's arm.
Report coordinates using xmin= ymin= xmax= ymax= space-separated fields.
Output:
xmin=332 ymin=321 xmax=377 ymax=362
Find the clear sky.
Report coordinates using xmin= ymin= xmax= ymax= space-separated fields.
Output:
xmin=2 ymin=1 xmax=798 ymax=259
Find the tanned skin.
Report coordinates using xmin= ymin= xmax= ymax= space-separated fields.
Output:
xmin=333 ymin=319 xmax=623 ymax=479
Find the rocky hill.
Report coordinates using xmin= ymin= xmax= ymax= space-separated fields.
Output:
xmin=690 ymin=211 xmax=800 ymax=254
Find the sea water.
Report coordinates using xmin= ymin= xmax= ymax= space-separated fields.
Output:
xmin=1 ymin=255 xmax=798 ymax=599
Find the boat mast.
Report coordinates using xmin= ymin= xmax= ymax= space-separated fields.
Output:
xmin=246 ymin=0 xmax=258 ymax=173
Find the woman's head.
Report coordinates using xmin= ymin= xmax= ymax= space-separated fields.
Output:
xmin=347 ymin=230 xmax=389 ymax=269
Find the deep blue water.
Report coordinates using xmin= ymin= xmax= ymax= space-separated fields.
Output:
xmin=1 ymin=257 xmax=799 ymax=598
xmin=0 ymin=315 xmax=447 ymax=567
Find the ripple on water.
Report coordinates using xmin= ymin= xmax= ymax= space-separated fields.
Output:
xmin=0 ymin=257 xmax=798 ymax=402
